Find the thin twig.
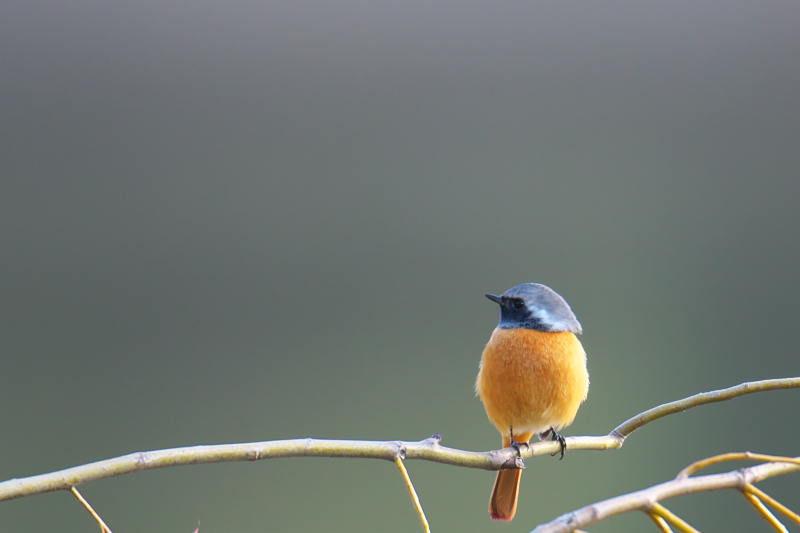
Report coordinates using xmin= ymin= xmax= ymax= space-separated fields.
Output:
xmin=394 ymin=458 xmax=431 ymax=533
xmin=611 ymin=377 xmax=800 ymax=439
xmin=742 ymin=491 xmax=789 ymax=533
xmin=70 ymin=487 xmax=113 ymax=533
xmin=677 ymin=452 xmax=800 ymax=479
xmin=649 ymin=503 xmax=700 ymax=533
xmin=647 ymin=512 xmax=674 ymax=533
xmin=744 ymin=484 xmax=800 ymax=527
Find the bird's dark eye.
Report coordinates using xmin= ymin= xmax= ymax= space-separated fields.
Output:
xmin=513 ymin=299 xmax=525 ymax=310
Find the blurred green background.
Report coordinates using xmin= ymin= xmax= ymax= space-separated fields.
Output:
xmin=1 ymin=1 xmax=798 ymax=532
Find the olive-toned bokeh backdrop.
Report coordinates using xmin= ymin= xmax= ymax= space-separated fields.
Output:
xmin=1 ymin=1 xmax=798 ymax=532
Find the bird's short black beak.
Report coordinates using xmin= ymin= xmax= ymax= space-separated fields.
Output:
xmin=485 ymin=293 xmax=502 ymax=304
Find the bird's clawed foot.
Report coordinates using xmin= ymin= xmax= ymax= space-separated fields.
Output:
xmin=508 ymin=427 xmax=529 ymax=456
xmin=539 ymin=427 xmax=567 ymax=460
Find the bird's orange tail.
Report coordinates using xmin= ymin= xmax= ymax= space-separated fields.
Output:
xmin=488 ymin=432 xmax=533 ymax=522
xmin=489 ymin=468 xmax=522 ymax=521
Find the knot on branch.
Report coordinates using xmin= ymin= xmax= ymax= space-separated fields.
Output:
xmin=246 ymin=447 xmax=261 ymax=461
xmin=500 ymin=456 xmax=525 ymax=470
xmin=395 ymin=442 xmax=407 ymax=460
xmin=134 ymin=453 xmax=148 ymax=468
xmin=608 ymin=429 xmax=626 ymax=442
xmin=418 ymin=433 xmax=442 ymax=449
xmin=425 ymin=433 xmax=442 ymax=444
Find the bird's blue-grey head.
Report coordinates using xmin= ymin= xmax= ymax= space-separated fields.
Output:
xmin=485 ymin=283 xmax=582 ymax=334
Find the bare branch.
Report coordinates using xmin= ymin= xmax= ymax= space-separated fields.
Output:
xmin=611 ymin=377 xmax=800 ymax=439
xmin=0 ymin=377 xmax=797 ymax=505
xmin=529 ymin=458 xmax=800 ymax=533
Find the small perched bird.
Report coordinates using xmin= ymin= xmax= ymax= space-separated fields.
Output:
xmin=476 ymin=282 xmax=589 ymax=522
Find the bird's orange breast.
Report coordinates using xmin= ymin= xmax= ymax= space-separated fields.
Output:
xmin=476 ymin=328 xmax=589 ymax=436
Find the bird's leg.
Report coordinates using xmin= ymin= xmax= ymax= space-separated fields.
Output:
xmin=539 ymin=427 xmax=567 ymax=460
xmin=508 ymin=426 xmax=529 ymax=456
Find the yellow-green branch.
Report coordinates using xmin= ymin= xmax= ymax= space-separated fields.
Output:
xmin=611 ymin=377 xmax=800 ymax=439
xmin=0 ymin=377 xmax=797 ymax=503
xmin=395 ymin=458 xmax=432 ymax=533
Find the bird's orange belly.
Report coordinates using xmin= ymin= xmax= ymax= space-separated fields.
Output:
xmin=476 ymin=328 xmax=589 ymax=436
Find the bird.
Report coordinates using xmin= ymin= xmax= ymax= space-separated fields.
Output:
xmin=475 ymin=282 xmax=589 ymax=522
